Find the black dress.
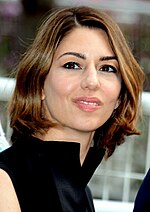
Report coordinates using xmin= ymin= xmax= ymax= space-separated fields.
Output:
xmin=0 ymin=135 xmax=105 ymax=212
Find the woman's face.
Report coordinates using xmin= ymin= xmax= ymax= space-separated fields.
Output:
xmin=43 ymin=27 xmax=121 ymax=135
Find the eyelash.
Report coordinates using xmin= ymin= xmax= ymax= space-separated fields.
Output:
xmin=62 ymin=62 xmax=81 ymax=70
xmin=100 ymin=65 xmax=117 ymax=73
xmin=62 ymin=62 xmax=117 ymax=73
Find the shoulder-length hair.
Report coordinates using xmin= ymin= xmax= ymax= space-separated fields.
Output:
xmin=9 ymin=6 xmax=145 ymax=158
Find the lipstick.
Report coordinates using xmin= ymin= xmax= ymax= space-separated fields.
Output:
xmin=73 ymin=97 xmax=101 ymax=112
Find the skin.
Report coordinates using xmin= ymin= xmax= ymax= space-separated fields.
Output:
xmin=0 ymin=169 xmax=21 ymax=212
xmin=42 ymin=27 xmax=121 ymax=164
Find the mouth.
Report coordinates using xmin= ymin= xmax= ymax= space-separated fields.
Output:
xmin=73 ymin=97 xmax=102 ymax=112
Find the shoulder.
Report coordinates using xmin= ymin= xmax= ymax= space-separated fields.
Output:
xmin=133 ymin=169 xmax=150 ymax=211
xmin=0 ymin=169 xmax=21 ymax=212
xmin=0 ymin=145 xmax=17 ymax=171
xmin=0 ymin=141 xmax=23 ymax=166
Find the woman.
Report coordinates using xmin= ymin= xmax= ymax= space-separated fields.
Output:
xmin=0 ymin=6 xmax=144 ymax=212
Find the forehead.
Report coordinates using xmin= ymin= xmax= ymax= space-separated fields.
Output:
xmin=54 ymin=27 xmax=115 ymax=58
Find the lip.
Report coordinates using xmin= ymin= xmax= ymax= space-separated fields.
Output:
xmin=73 ymin=96 xmax=102 ymax=112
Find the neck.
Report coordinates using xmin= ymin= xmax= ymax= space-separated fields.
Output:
xmin=36 ymin=126 xmax=95 ymax=165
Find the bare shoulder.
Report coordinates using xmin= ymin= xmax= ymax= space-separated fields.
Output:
xmin=0 ymin=169 xmax=21 ymax=212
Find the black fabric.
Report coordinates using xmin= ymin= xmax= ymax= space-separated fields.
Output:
xmin=85 ymin=186 xmax=95 ymax=212
xmin=133 ymin=168 xmax=150 ymax=212
xmin=0 ymin=135 xmax=104 ymax=212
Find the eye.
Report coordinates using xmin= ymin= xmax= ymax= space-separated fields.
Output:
xmin=100 ymin=65 xmax=117 ymax=73
xmin=63 ymin=62 xmax=81 ymax=70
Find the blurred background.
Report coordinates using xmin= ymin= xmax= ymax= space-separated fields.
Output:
xmin=0 ymin=0 xmax=150 ymax=211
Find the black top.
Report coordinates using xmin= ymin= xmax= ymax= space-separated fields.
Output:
xmin=133 ymin=168 xmax=150 ymax=212
xmin=0 ymin=136 xmax=105 ymax=212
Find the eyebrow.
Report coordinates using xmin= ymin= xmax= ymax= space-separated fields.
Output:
xmin=58 ymin=52 xmax=118 ymax=61
xmin=58 ymin=52 xmax=86 ymax=60
xmin=100 ymin=56 xmax=118 ymax=61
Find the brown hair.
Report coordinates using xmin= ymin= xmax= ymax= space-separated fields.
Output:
xmin=9 ymin=6 xmax=145 ymax=157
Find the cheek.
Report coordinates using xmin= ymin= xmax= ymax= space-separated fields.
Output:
xmin=52 ymin=82 xmax=70 ymax=99
xmin=44 ymin=69 xmax=74 ymax=107
xmin=50 ymin=75 xmax=77 ymax=98
xmin=104 ymin=80 xmax=121 ymax=103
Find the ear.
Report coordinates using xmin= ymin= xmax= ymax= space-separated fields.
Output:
xmin=41 ymin=89 xmax=45 ymax=100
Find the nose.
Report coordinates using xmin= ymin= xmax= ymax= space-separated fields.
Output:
xmin=80 ymin=66 xmax=100 ymax=90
